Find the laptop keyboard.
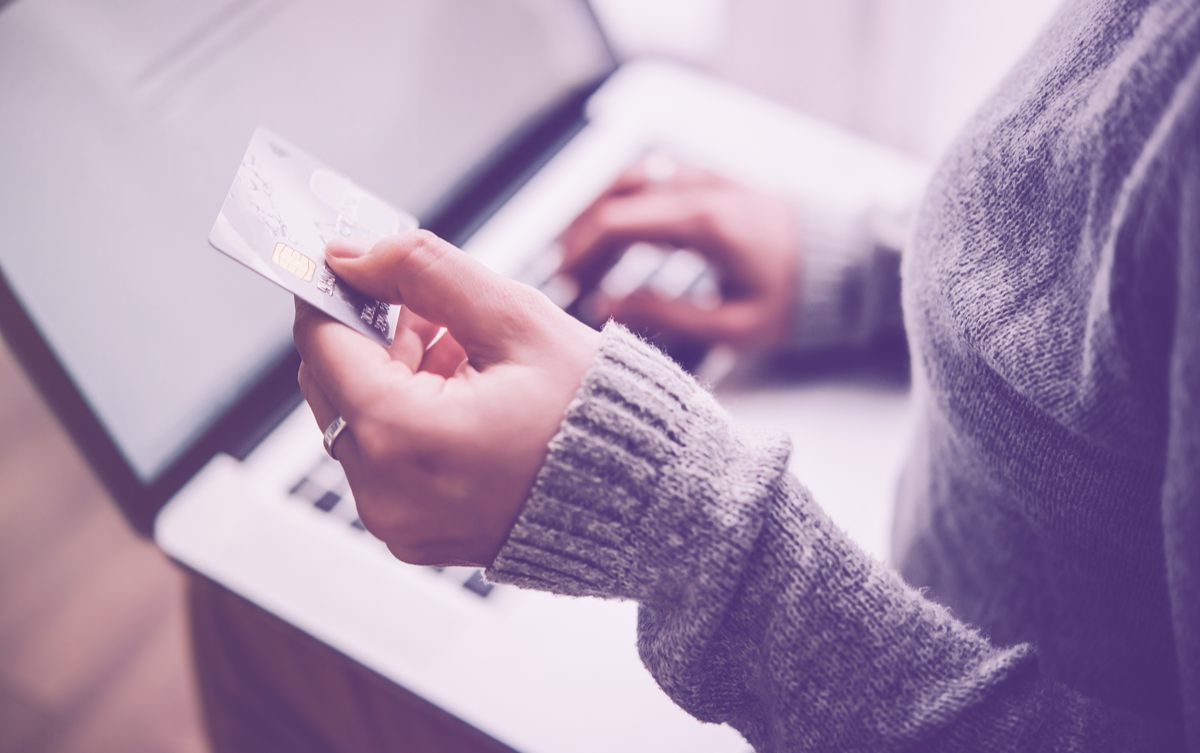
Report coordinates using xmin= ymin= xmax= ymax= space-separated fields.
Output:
xmin=515 ymin=241 xmax=716 ymax=320
xmin=515 ymin=241 xmax=719 ymax=375
xmin=288 ymin=455 xmax=494 ymax=599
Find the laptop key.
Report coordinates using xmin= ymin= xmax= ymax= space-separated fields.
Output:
xmin=290 ymin=477 xmax=325 ymax=504
xmin=314 ymin=491 xmax=341 ymax=512
xmin=647 ymin=248 xmax=709 ymax=298
xmin=598 ymin=242 xmax=668 ymax=299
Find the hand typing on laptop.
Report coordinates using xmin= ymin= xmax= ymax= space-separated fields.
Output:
xmin=292 ymin=230 xmax=599 ymax=566
xmin=559 ymin=162 xmax=799 ymax=351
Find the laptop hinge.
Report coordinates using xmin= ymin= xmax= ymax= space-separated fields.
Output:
xmin=424 ymin=76 xmax=604 ymax=245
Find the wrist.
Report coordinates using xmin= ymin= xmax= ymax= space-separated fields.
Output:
xmin=487 ymin=323 xmax=791 ymax=600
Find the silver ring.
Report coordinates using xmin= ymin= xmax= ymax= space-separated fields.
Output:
xmin=322 ymin=415 xmax=349 ymax=460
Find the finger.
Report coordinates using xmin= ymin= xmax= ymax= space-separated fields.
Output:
xmin=326 ymin=230 xmax=545 ymax=363
xmin=322 ymin=246 xmax=443 ymax=368
xmin=389 ymin=306 xmax=442 ymax=369
xmin=293 ymin=298 xmax=393 ymax=421
xmin=298 ymin=363 xmax=361 ymax=464
xmin=588 ymin=158 xmax=680 ymax=203
xmin=605 ymin=156 xmax=722 ymax=197
xmin=558 ymin=192 xmax=717 ymax=285
xmin=419 ymin=331 xmax=469 ymax=378
xmin=559 ymin=157 xmax=730 ymax=284
xmin=611 ymin=291 xmax=762 ymax=347
xmin=297 ymin=362 xmax=337 ymax=429
xmin=600 ymin=160 xmax=659 ymax=197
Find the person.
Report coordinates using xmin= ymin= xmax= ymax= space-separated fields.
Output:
xmin=284 ymin=0 xmax=1199 ymax=750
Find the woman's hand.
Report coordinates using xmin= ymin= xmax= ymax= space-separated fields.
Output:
xmin=292 ymin=230 xmax=600 ymax=567
xmin=559 ymin=161 xmax=799 ymax=350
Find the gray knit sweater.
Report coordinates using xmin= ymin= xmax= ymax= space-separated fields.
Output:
xmin=489 ymin=0 xmax=1200 ymax=750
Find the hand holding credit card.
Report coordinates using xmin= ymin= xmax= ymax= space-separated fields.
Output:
xmin=209 ymin=128 xmax=417 ymax=344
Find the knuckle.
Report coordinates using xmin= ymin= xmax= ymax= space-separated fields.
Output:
xmin=393 ymin=229 xmax=452 ymax=298
xmin=488 ymin=282 xmax=552 ymax=338
xmin=405 ymin=229 xmax=448 ymax=267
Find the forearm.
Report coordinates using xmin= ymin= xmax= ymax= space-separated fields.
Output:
xmin=488 ymin=323 xmax=1179 ymax=752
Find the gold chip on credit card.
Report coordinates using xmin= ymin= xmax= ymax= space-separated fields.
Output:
xmin=271 ymin=242 xmax=316 ymax=281
xmin=209 ymin=128 xmax=417 ymax=345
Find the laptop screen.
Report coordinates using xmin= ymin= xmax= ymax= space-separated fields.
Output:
xmin=0 ymin=0 xmax=613 ymax=482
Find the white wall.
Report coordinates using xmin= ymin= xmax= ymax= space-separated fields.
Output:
xmin=593 ymin=0 xmax=1059 ymax=159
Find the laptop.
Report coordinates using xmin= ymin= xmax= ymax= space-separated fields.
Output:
xmin=0 ymin=1 xmax=925 ymax=751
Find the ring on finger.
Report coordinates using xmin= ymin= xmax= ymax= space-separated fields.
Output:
xmin=322 ymin=415 xmax=350 ymax=460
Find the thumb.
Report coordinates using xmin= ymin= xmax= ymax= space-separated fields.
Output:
xmin=612 ymin=291 xmax=762 ymax=347
xmin=327 ymin=230 xmax=539 ymax=362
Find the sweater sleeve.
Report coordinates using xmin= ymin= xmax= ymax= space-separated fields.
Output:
xmin=1163 ymin=136 xmax=1200 ymax=753
xmin=487 ymin=323 xmax=1183 ymax=752
xmin=787 ymin=203 xmax=907 ymax=352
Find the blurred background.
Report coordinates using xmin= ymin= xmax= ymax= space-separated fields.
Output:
xmin=0 ymin=1 xmax=1055 ymax=751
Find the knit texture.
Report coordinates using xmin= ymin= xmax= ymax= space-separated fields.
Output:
xmin=490 ymin=0 xmax=1200 ymax=750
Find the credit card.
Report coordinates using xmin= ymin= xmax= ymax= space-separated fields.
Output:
xmin=209 ymin=127 xmax=417 ymax=344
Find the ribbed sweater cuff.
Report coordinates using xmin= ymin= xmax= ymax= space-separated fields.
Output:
xmin=487 ymin=322 xmax=790 ymax=599
xmin=789 ymin=203 xmax=878 ymax=350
